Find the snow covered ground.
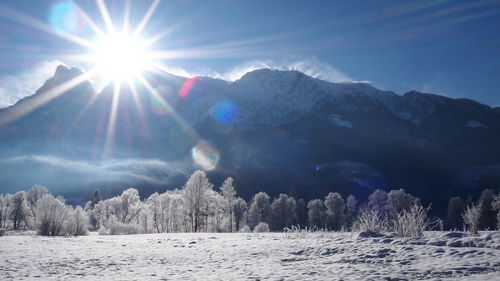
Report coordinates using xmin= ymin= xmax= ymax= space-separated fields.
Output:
xmin=1 ymin=231 xmax=499 ymax=280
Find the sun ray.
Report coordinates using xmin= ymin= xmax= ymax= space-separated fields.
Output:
xmin=0 ymin=4 xmax=96 ymax=49
xmin=126 ymin=79 xmax=146 ymax=120
xmin=125 ymin=79 xmax=149 ymax=135
xmin=95 ymin=0 xmax=115 ymax=34
xmin=133 ymin=0 xmax=161 ymax=37
xmin=123 ymin=0 xmax=131 ymax=32
xmin=103 ymin=81 xmax=121 ymax=157
xmin=73 ymin=1 xmax=105 ymax=37
xmin=0 ymin=68 xmax=100 ymax=127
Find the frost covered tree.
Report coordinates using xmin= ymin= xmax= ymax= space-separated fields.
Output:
xmin=367 ymin=189 xmax=390 ymax=217
xmin=92 ymin=188 xmax=143 ymax=234
xmin=247 ymin=192 xmax=271 ymax=229
xmin=182 ymin=170 xmax=214 ymax=232
xmin=270 ymin=194 xmax=297 ymax=230
xmin=345 ymin=194 xmax=358 ymax=228
xmin=9 ymin=191 xmax=28 ymax=229
xmin=233 ymin=197 xmax=247 ymax=231
xmin=90 ymin=190 xmax=101 ymax=209
xmin=220 ymin=177 xmax=237 ymax=232
xmin=68 ymin=206 xmax=89 ymax=236
xmin=387 ymin=189 xmax=420 ymax=216
xmin=295 ymin=198 xmax=308 ymax=227
xmin=146 ymin=192 xmax=163 ymax=233
xmin=116 ymin=188 xmax=142 ymax=224
xmin=492 ymin=194 xmax=500 ymax=230
xmin=36 ymin=194 xmax=70 ymax=236
xmin=26 ymin=185 xmax=49 ymax=223
xmin=477 ymin=189 xmax=497 ymax=230
xmin=0 ymin=194 xmax=11 ymax=228
xmin=307 ymin=199 xmax=325 ymax=228
xmin=447 ymin=197 xmax=465 ymax=230
xmin=324 ymin=192 xmax=345 ymax=231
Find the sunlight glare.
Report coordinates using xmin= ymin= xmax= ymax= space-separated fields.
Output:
xmin=92 ymin=32 xmax=151 ymax=83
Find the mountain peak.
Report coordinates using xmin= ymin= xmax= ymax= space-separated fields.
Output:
xmin=53 ymin=64 xmax=84 ymax=80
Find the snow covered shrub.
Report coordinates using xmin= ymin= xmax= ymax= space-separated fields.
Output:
xmin=36 ymin=194 xmax=70 ymax=236
xmin=392 ymin=204 xmax=431 ymax=237
xmin=66 ymin=206 xmax=89 ymax=236
xmin=283 ymin=225 xmax=318 ymax=239
xmin=352 ymin=209 xmax=388 ymax=233
xmin=253 ymin=222 xmax=270 ymax=233
xmin=99 ymin=215 xmax=142 ymax=235
xmin=239 ymin=225 xmax=251 ymax=233
xmin=463 ymin=204 xmax=481 ymax=236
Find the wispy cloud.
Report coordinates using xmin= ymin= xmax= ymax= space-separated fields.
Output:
xmin=0 ymin=155 xmax=190 ymax=193
xmin=190 ymin=57 xmax=354 ymax=83
xmin=0 ymin=60 xmax=62 ymax=108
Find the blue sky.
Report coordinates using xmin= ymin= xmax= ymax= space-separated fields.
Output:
xmin=0 ymin=0 xmax=499 ymax=107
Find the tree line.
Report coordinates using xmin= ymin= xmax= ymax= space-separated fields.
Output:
xmin=0 ymin=170 xmax=499 ymax=236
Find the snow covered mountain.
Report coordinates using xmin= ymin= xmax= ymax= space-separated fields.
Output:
xmin=1 ymin=65 xmax=500 ymax=206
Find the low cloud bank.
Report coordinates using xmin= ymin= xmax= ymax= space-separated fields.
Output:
xmin=0 ymin=155 xmax=190 ymax=194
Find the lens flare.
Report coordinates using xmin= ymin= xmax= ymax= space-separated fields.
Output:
xmin=178 ymin=77 xmax=197 ymax=98
xmin=212 ymin=100 xmax=240 ymax=125
xmin=191 ymin=141 xmax=220 ymax=171
xmin=48 ymin=1 xmax=81 ymax=34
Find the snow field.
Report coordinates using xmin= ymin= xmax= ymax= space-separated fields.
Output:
xmin=0 ymin=231 xmax=499 ymax=280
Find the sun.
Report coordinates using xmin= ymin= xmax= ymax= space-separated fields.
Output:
xmin=91 ymin=32 xmax=151 ymax=83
